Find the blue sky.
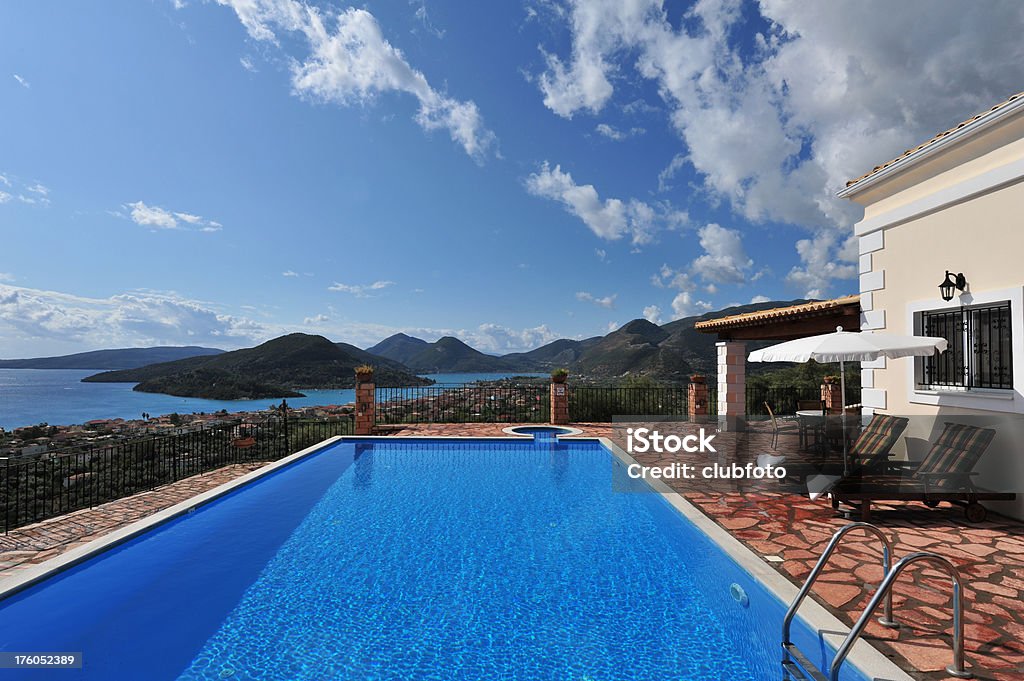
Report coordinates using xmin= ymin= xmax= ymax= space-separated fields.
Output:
xmin=1 ymin=0 xmax=1022 ymax=357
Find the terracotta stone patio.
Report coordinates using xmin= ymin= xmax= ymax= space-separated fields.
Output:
xmin=2 ymin=423 xmax=1022 ymax=680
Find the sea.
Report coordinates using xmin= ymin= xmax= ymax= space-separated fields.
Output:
xmin=0 ymin=370 xmax=545 ymax=431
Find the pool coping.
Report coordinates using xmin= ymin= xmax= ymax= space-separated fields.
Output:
xmin=0 ymin=433 xmax=913 ymax=681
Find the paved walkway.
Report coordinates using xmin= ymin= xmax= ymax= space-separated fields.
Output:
xmin=1 ymin=424 xmax=1022 ymax=681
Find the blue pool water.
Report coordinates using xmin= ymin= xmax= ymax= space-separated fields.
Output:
xmin=0 ymin=438 xmax=868 ymax=680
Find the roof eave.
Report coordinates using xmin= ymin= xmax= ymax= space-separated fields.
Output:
xmin=837 ymin=95 xmax=1024 ymax=199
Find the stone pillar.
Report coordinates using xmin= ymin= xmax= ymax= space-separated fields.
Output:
xmin=355 ymin=379 xmax=375 ymax=435
xmin=688 ymin=376 xmax=708 ymax=421
xmin=716 ymin=341 xmax=747 ymax=431
xmin=821 ymin=381 xmax=842 ymax=413
xmin=550 ymin=381 xmax=569 ymax=425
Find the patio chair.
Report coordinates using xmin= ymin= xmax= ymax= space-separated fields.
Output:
xmin=829 ymin=422 xmax=1015 ymax=522
xmin=796 ymin=399 xmax=823 ymax=413
xmin=763 ymin=402 xmax=799 ymax=450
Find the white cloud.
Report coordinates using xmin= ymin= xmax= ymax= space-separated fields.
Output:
xmin=26 ymin=183 xmax=48 ymax=196
xmin=525 ymin=162 xmax=684 ymax=245
xmin=535 ymin=1 xmax=1024 ymax=292
xmin=174 ymin=211 xmax=202 ymax=224
xmin=0 ymin=284 xmax=268 ymax=355
xmin=594 ymin=248 xmax=606 ymax=262
xmin=127 ymin=202 xmax=178 ymax=229
xmin=215 ymin=1 xmax=495 ymax=161
xmin=463 ymin=323 xmax=561 ymax=354
xmin=0 ymin=174 xmax=9 ymax=186
xmin=657 ymin=153 xmax=687 ymax=193
xmin=670 ymin=291 xmax=713 ymax=320
xmin=642 ymin=304 xmax=662 ymax=323
xmin=124 ymin=201 xmax=222 ymax=233
xmin=410 ymin=0 xmax=445 ymax=39
xmin=595 ymin=123 xmax=644 ymax=140
xmin=327 ymin=280 xmax=396 ymax=297
xmin=282 ymin=270 xmax=299 ymax=277
xmin=690 ymin=223 xmax=752 ymax=284
xmin=0 ymin=273 xmax=14 ymax=282
xmin=785 ymin=230 xmax=858 ymax=298
xmin=576 ymin=290 xmax=616 ymax=308
xmin=0 ymin=191 xmax=10 ymax=204
xmin=750 ymin=294 xmax=771 ymax=304
xmin=239 ymin=55 xmax=257 ymax=72
xmin=304 ymin=314 xmax=329 ymax=324
xmin=12 ymin=74 xmax=29 ymax=89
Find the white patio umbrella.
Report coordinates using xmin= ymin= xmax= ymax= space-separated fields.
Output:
xmin=748 ymin=326 xmax=948 ymax=474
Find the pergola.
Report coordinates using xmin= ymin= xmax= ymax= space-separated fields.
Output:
xmin=694 ymin=295 xmax=861 ymax=425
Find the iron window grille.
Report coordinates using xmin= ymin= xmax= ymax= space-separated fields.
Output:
xmin=918 ymin=301 xmax=1013 ymax=390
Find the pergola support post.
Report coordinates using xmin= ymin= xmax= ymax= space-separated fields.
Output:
xmin=716 ymin=341 xmax=747 ymax=432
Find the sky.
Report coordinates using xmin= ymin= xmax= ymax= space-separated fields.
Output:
xmin=1 ymin=0 xmax=1023 ymax=358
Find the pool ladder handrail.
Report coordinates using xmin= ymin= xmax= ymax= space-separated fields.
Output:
xmin=828 ymin=551 xmax=971 ymax=680
xmin=782 ymin=522 xmax=896 ymax=681
xmin=782 ymin=522 xmax=897 ymax=648
xmin=781 ymin=522 xmax=972 ymax=681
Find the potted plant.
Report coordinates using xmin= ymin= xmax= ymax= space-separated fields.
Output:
xmin=689 ymin=374 xmax=706 ymax=383
xmin=823 ymin=375 xmax=839 ymax=384
xmin=355 ymin=364 xmax=375 ymax=383
xmin=550 ymin=368 xmax=569 ymax=384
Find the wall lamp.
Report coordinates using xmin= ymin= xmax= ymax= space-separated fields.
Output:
xmin=939 ymin=271 xmax=967 ymax=302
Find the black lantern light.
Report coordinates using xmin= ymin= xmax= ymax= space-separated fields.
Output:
xmin=938 ymin=271 xmax=966 ymax=302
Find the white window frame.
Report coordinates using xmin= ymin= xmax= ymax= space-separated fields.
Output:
xmin=906 ymin=285 xmax=1024 ymax=413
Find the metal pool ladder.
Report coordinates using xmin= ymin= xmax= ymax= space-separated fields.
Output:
xmin=781 ymin=522 xmax=972 ymax=681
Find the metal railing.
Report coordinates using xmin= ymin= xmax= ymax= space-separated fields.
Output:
xmin=829 ymin=552 xmax=971 ymax=680
xmin=1 ymin=416 xmax=353 ymax=533
xmin=375 ymin=383 xmax=550 ymax=424
xmin=568 ymin=385 xmax=688 ymax=422
xmin=747 ymin=385 xmax=825 ymax=416
xmin=782 ymin=523 xmax=897 ymax=664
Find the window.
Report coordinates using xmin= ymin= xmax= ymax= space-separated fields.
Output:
xmin=918 ymin=302 xmax=1013 ymax=390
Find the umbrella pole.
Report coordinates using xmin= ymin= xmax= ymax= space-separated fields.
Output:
xmin=840 ymin=360 xmax=848 ymax=476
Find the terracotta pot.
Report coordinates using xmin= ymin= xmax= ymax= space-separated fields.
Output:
xmin=356 ymin=372 xmax=373 ymax=383
xmin=690 ymin=374 xmax=706 ymax=383
xmin=551 ymin=374 xmax=567 ymax=384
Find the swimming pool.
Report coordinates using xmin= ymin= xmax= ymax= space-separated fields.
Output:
xmin=0 ymin=437 xmax=888 ymax=680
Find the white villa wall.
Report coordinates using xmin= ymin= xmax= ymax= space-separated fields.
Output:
xmin=847 ymin=112 xmax=1024 ymax=520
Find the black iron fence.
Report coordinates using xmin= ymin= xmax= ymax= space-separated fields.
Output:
xmin=746 ymin=385 xmax=823 ymax=416
xmin=375 ymin=384 xmax=550 ymax=424
xmin=1 ymin=416 xmax=353 ymax=533
xmin=568 ymin=385 xmax=689 ymax=422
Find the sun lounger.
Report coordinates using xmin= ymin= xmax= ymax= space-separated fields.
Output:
xmin=780 ymin=413 xmax=909 ymax=482
xmin=829 ymin=422 xmax=1015 ymax=522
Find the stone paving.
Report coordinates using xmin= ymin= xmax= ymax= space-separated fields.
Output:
xmin=1 ymin=424 xmax=1022 ymax=680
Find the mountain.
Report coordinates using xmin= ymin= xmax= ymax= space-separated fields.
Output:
xmin=82 ymin=333 xmax=432 ymax=399
xmin=501 ymin=337 xmax=603 ymax=370
xmin=404 ymin=336 xmax=515 ymax=372
xmin=567 ymin=300 xmax=812 ymax=382
xmin=0 ymin=346 xmax=224 ymax=370
xmin=365 ymin=333 xmax=430 ymax=366
xmin=370 ymin=335 xmax=516 ymax=373
xmin=571 ymin=319 xmax=672 ymax=377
